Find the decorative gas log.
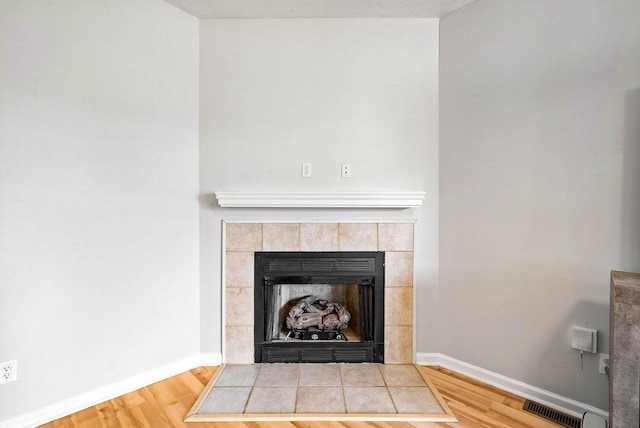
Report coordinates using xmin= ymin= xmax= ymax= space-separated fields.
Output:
xmin=286 ymin=297 xmax=351 ymax=332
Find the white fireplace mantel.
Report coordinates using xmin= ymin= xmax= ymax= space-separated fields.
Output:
xmin=214 ymin=191 xmax=425 ymax=208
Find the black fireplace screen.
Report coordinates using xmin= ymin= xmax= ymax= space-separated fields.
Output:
xmin=254 ymin=251 xmax=385 ymax=363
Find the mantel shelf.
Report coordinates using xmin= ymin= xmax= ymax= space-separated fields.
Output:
xmin=214 ymin=191 xmax=425 ymax=208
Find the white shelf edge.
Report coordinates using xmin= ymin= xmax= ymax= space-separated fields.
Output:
xmin=214 ymin=191 xmax=425 ymax=208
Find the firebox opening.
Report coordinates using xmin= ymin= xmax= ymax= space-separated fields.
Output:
xmin=254 ymin=251 xmax=384 ymax=363
xmin=266 ymin=283 xmax=363 ymax=342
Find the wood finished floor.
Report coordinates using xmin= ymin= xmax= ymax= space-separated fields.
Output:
xmin=40 ymin=366 xmax=564 ymax=428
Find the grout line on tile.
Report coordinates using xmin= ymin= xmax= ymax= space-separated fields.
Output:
xmin=295 ymin=363 xmax=301 ymax=413
xmin=260 ymin=223 xmax=264 ymax=251
xmin=339 ymin=364 xmax=348 ymax=414
xmin=294 ymin=367 xmax=300 ymax=413
xmin=377 ymin=364 xmax=399 ymax=414
xmin=241 ymin=364 xmax=260 ymax=414
xmin=383 ymin=365 xmax=401 ymax=414
xmin=377 ymin=364 xmax=387 ymax=387
xmin=386 ymin=384 xmax=400 ymax=414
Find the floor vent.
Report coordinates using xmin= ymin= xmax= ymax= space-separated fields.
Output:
xmin=523 ymin=400 xmax=581 ymax=428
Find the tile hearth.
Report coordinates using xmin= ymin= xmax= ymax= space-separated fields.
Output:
xmin=185 ymin=363 xmax=457 ymax=422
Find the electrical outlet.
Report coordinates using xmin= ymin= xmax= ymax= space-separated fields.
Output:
xmin=341 ymin=163 xmax=352 ymax=178
xmin=599 ymin=353 xmax=609 ymax=375
xmin=0 ymin=359 xmax=17 ymax=384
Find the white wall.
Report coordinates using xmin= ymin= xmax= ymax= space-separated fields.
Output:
xmin=440 ymin=0 xmax=640 ymax=410
xmin=0 ymin=1 xmax=200 ymax=423
xmin=199 ymin=19 xmax=440 ymax=355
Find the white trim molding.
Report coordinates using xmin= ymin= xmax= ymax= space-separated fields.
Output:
xmin=214 ymin=191 xmax=425 ymax=208
xmin=0 ymin=353 xmax=222 ymax=428
xmin=416 ymin=353 xmax=608 ymax=420
xmin=200 ymin=352 xmax=223 ymax=366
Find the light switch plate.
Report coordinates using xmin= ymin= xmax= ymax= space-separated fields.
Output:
xmin=302 ymin=163 xmax=311 ymax=178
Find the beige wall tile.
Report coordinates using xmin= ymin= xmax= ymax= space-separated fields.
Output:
xmin=263 ymin=223 xmax=300 ymax=251
xmin=223 ymin=222 xmax=417 ymax=364
xmin=385 ymin=287 xmax=413 ymax=326
xmin=300 ymin=223 xmax=339 ymax=251
xmin=226 ymin=325 xmax=254 ymax=364
xmin=226 ymin=223 xmax=262 ymax=251
xmin=338 ymin=223 xmax=378 ymax=251
xmin=378 ymin=223 xmax=414 ymax=251
xmin=226 ymin=287 xmax=254 ymax=326
xmin=385 ymin=251 xmax=414 ymax=287
xmin=226 ymin=251 xmax=254 ymax=287
xmin=384 ymin=325 xmax=413 ymax=364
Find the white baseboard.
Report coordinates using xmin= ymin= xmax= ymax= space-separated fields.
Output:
xmin=416 ymin=353 xmax=608 ymax=420
xmin=0 ymin=352 xmax=223 ymax=428
xmin=200 ymin=352 xmax=223 ymax=366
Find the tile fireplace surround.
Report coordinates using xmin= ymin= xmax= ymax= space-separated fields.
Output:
xmin=224 ymin=222 xmax=415 ymax=364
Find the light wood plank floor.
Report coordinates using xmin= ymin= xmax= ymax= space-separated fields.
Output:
xmin=40 ymin=366 xmax=565 ymax=428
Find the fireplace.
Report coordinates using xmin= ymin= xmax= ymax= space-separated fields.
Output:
xmin=254 ymin=251 xmax=385 ymax=363
xmin=224 ymin=222 xmax=414 ymax=365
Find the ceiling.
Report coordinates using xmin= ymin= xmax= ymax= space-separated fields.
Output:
xmin=161 ymin=0 xmax=476 ymax=18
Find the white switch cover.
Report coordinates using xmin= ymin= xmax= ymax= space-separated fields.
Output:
xmin=571 ymin=326 xmax=597 ymax=353
xmin=302 ymin=163 xmax=312 ymax=178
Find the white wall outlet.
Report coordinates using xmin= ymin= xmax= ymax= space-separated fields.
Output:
xmin=0 ymin=359 xmax=17 ymax=384
xmin=571 ymin=325 xmax=597 ymax=353
xmin=599 ymin=353 xmax=610 ymax=375
xmin=341 ymin=163 xmax=352 ymax=178
xmin=302 ymin=163 xmax=311 ymax=178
